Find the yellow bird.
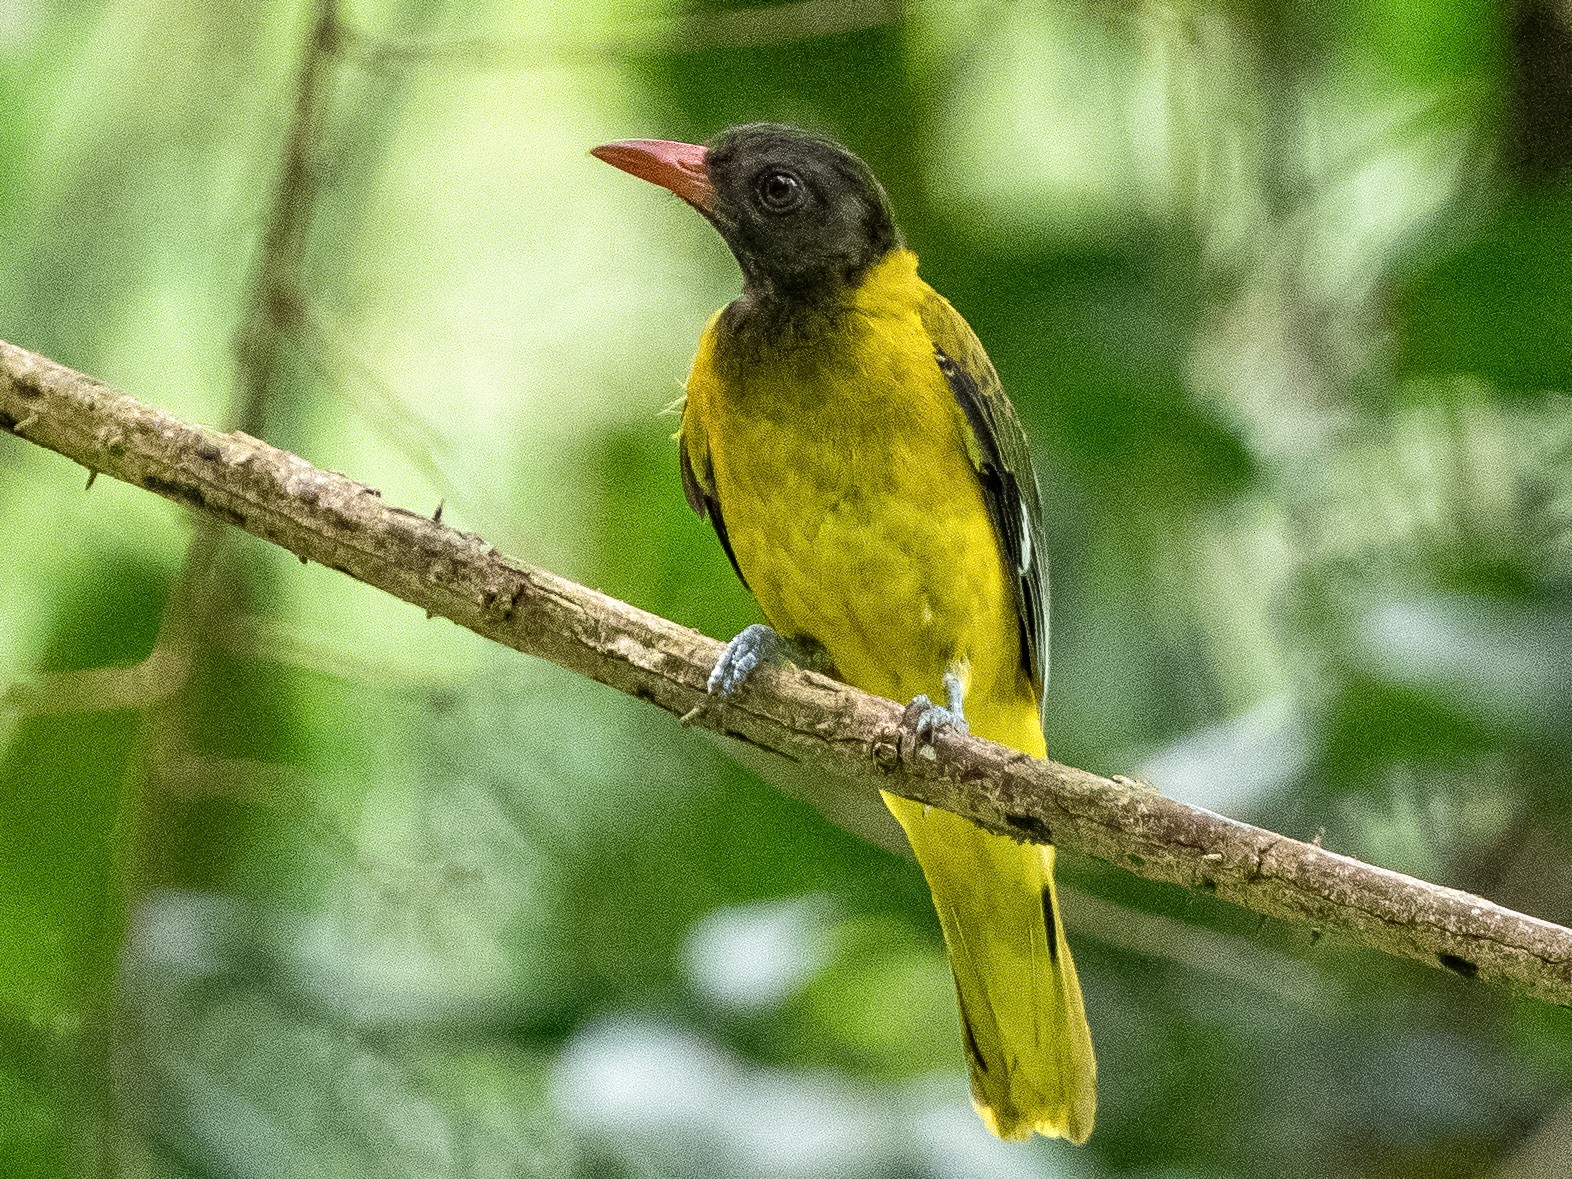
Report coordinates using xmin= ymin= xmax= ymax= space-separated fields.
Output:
xmin=593 ymin=123 xmax=1095 ymax=1142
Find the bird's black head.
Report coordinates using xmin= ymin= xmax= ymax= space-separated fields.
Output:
xmin=702 ymin=124 xmax=901 ymax=300
xmin=593 ymin=123 xmax=902 ymax=305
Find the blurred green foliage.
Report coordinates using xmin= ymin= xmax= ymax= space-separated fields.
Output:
xmin=3 ymin=1 xmax=1572 ymax=1176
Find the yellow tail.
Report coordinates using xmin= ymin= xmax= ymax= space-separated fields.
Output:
xmin=882 ymin=791 xmax=1096 ymax=1142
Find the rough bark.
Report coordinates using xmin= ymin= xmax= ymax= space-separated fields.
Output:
xmin=4 ymin=336 xmax=1571 ymax=1006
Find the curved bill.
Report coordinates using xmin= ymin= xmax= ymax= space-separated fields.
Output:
xmin=591 ymin=139 xmax=714 ymax=212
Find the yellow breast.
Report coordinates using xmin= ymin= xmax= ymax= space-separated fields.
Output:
xmin=680 ymin=249 xmax=1035 ymax=746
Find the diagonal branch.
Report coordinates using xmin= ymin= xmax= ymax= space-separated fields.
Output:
xmin=4 ymin=336 xmax=1571 ymax=1006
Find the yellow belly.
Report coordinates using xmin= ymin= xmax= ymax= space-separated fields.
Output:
xmin=682 ymin=254 xmax=1036 ymax=750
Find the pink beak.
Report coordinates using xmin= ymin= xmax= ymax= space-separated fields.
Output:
xmin=591 ymin=138 xmax=715 ymax=213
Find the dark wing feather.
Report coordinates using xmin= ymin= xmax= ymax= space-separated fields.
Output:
xmin=919 ymin=293 xmax=1051 ymax=725
xmin=680 ymin=428 xmax=749 ymax=590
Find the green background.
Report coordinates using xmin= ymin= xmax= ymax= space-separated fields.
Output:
xmin=3 ymin=1 xmax=1572 ymax=1176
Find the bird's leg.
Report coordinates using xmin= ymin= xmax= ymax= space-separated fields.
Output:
xmin=706 ymin=623 xmax=826 ymax=700
xmin=907 ymin=667 xmax=970 ymax=746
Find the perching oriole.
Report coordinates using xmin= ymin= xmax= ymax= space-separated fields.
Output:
xmin=593 ymin=123 xmax=1095 ymax=1143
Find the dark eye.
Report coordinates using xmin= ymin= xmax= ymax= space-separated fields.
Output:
xmin=756 ymin=171 xmax=804 ymax=213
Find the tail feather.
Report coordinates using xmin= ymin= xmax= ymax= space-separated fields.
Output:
xmin=883 ymin=792 xmax=1096 ymax=1142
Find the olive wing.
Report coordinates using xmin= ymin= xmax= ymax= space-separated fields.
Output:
xmin=919 ymin=290 xmax=1051 ymax=721
xmin=679 ymin=414 xmax=749 ymax=590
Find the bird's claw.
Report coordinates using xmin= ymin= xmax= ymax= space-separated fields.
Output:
xmin=707 ymin=623 xmax=792 ymax=699
xmin=904 ymin=669 xmax=969 ymax=750
xmin=906 ymin=694 xmax=969 ymax=746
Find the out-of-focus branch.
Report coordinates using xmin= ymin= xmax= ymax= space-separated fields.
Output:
xmin=1509 ymin=0 xmax=1572 ymax=185
xmin=67 ymin=6 xmax=350 ymax=1170
xmin=124 ymin=0 xmax=345 ymax=893
xmin=337 ymin=0 xmax=906 ymax=71
xmin=6 ymin=339 xmax=1572 ymax=1007
xmin=232 ymin=0 xmax=341 ymax=438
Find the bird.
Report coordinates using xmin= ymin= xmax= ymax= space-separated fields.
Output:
xmin=591 ymin=123 xmax=1095 ymax=1143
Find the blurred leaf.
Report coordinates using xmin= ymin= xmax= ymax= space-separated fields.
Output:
xmin=1393 ymin=190 xmax=1572 ymax=393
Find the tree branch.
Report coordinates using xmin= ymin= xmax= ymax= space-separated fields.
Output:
xmin=4 ymin=336 xmax=1572 ymax=1006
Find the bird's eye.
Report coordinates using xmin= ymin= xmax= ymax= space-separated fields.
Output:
xmin=756 ymin=171 xmax=804 ymax=213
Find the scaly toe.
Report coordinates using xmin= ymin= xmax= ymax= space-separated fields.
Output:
xmin=707 ymin=623 xmax=783 ymax=699
xmin=906 ymin=694 xmax=968 ymax=746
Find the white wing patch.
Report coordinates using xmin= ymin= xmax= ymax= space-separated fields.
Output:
xmin=1018 ymin=500 xmax=1033 ymax=573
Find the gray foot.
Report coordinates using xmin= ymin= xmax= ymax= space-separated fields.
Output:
xmin=907 ymin=670 xmax=969 ymax=744
xmin=708 ymin=623 xmax=797 ymax=699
